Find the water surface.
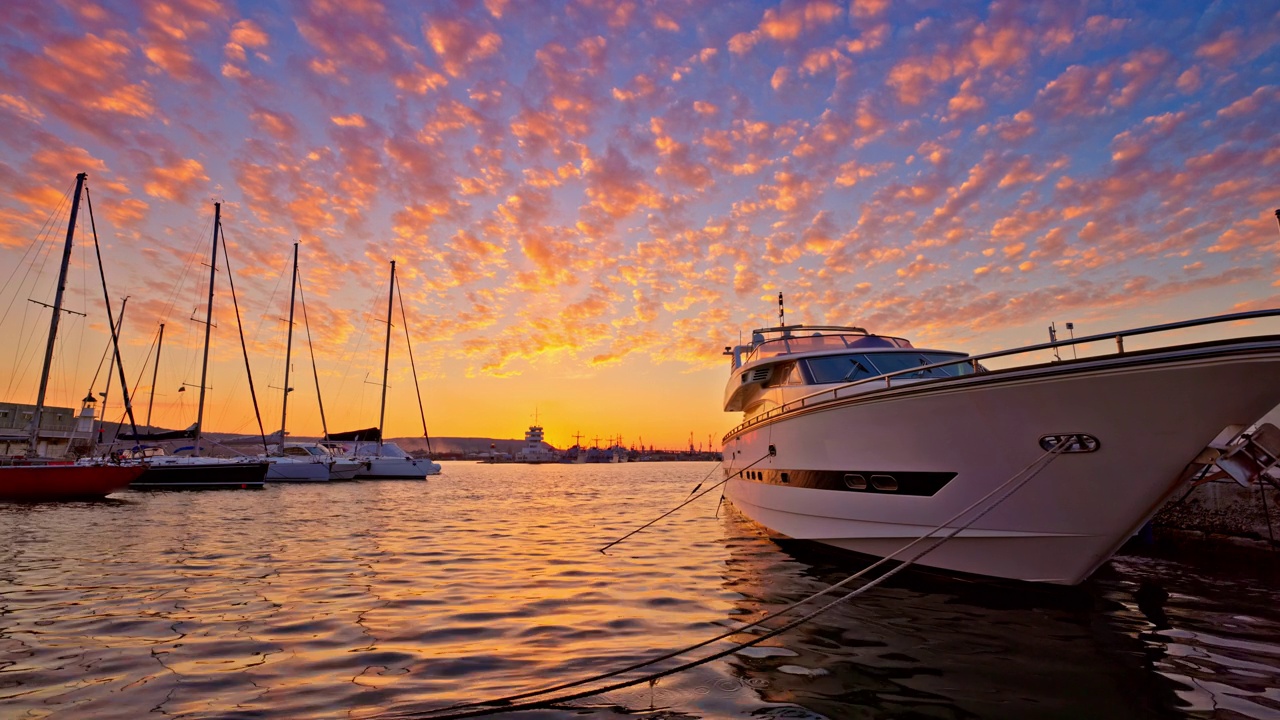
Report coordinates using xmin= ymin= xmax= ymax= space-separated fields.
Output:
xmin=2 ymin=462 xmax=1278 ymax=718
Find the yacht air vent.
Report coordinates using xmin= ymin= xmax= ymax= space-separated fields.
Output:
xmin=748 ymin=367 xmax=771 ymax=383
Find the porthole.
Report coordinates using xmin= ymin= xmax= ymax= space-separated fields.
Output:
xmin=780 ymin=472 xmax=790 ymax=484
xmin=844 ymin=473 xmax=867 ymax=490
xmin=871 ymin=474 xmax=898 ymax=491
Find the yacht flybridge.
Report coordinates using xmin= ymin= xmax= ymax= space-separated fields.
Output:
xmin=720 ymin=311 xmax=1280 ymax=585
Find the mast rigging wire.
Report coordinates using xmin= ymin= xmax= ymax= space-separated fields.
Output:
xmin=395 ymin=280 xmax=433 ymax=455
xmin=221 ymin=226 xmax=269 ymax=453
xmin=85 ymin=186 xmax=140 ymax=441
xmin=2 ymin=184 xmax=74 ymax=400
xmin=297 ymin=274 xmax=330 ymax=439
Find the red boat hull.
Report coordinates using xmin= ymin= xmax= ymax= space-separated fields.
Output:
xmin=0 ymin=464 xmax=146 ymax=501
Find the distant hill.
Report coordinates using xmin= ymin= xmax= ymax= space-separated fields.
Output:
xmin=89 ymin=421 xmax=534 ymax=455
xmin=377 ymin=436 xmax=536 ymax=454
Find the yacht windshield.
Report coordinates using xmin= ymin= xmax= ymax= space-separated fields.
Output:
xmin=748 ymin=333 xmax=912 ymax=363
xmin=805 ymin=351 xmax=973 ymax=384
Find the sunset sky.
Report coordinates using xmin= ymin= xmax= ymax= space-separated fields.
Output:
xmin=1 ymin=0 xmax=1278 ymax=450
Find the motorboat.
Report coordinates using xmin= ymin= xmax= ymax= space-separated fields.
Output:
xmin=335 ymin=441 xmax=440 ymax=479
xmin=276 ymin=443 xmax=363 ymax=481
xmin=719 ymin=311 xmax=1280 ymax=585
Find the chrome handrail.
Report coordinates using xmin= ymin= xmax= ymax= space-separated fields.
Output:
xmin=723 ymin=308 xmax=1280 ymax=440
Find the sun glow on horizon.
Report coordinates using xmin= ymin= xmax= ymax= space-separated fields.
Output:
xmin=0 ymin=1 xmax=1277 ymax=448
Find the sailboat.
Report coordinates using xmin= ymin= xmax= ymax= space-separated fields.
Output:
xmin=274 ymin=255 xmax=365 ymax=481
xmin=261 ymin=242 xmax=329 ymax=482
xmin=330 ymin=260 xmax=441 ymax=479
xmin=0 ymin=173 xmax=146 ymax=501
xmin=126 ymin=202 xmax=268 ymax=489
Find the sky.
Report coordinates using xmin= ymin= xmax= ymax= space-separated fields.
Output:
xmin=0 ymin=0 xmax=1278 ymax=450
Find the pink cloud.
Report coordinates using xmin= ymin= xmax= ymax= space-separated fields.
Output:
xmin=423 ymin=14 xmax=502 ymax=78
xmin=579 ymin=145 xmax=661 ymax=229
xmin=1036 ymin=63 xmax=1114 ymax=118
xmin=293 ymin=0 xmax=407 ymax=77
xmin=1216 ymin=85 xmax=1278 ymax=118
xmin=138 ymin=0 xmax=223 ymax=83
xmin=3 ymin=31 xmax=156 ymax=141
xmin=1194 ymin=29 xmax=1243 ymax=65
xmin=728 ymin=0 xmax=844 ymax=55
xmin=141 ymin=151 xmax=208 ymax=203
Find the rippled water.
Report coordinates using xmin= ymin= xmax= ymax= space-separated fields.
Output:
xmin=3 ymin=461 xmax=1279 ymax=719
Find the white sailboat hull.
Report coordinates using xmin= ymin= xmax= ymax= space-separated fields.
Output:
xmin=723 ymin=342 xmax=1280 ymax=584
xmin=265 ymin=458 xmax=330 ymax=482
xmin=328 ymin=459 xmax=363 ymax=481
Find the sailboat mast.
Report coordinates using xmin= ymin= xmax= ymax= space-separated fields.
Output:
xmin=29 ymin=172 xmax=87 ymax=456
xmin=279 ymin=242 xmax=298 ymax=445
xmin=378 ymin=260 xmax=395 ymax=449
xmin=194 ymin=202 xmax=220 ymax=458
xmin=146 ymin=323 xmax=164 ymax=429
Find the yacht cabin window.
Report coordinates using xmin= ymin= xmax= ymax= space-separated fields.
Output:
xmin=764 ymin=361 xmax=806 ymax=387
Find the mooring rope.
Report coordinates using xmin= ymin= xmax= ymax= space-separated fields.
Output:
xmin=598 ymin=447 xmax=774 ymax=554
xmin=384 ymin=443 xmax=1068 ymax=719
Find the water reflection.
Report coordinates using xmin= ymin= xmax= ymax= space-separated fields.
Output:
xmin=1 ymin=463 xmax=1278 ymax=719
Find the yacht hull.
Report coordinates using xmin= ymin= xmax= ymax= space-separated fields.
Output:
xmin=354 ymin=457 xmax=440 ymax=480
xmin=131 ymin=460 xmax=269 ymax=490
xmin=723 ymin=341 xmax=1280 ymax=584
xmin=0 ymin=463 xmax=146 ymax=501
xmin=265 ymin=459 xmax=330 ymax=482
xmin=328 ymin=460 xmax=363 ymax=481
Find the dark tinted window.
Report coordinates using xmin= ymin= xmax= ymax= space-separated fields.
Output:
xmin=805 ymin=351 xmax=971 ymax=383
xmin=865 ymin=352 xmax=969 ymax=378
xmin=805 ymin=354 xmax=879 ymax=383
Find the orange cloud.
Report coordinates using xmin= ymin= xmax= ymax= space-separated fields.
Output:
xmin=142 ymin=153 xmax=208 ymax=203
xmin=728 ymin=0 xmax=844 ymax=55
xmin=138 ymin=0 xmax=222 ymax=83
xmin=424 ymin=15 xmax=502 ymax=77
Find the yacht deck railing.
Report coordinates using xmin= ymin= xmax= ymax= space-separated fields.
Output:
xmin=724 ymin=308 xmax=1280 ymax=440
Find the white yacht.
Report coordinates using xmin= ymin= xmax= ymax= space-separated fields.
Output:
xmin=258 ymin=443 xmax=366 ymax=482
xmin=333 ymin=441 xmax=441 ymax=479
xmin=720 ymin=311 xmax=1280 ymax=585
xmin=277 ymin=443 xmax=364 ymax=481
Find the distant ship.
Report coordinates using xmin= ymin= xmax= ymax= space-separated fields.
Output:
xmin=514 ymin=425 xmax=558 ymax=464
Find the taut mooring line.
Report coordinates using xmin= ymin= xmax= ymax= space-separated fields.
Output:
xmin=598 ymin=445 xmax=775 ymax=554
xmin=383 ymin=444 xmax=1068 ymax=720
